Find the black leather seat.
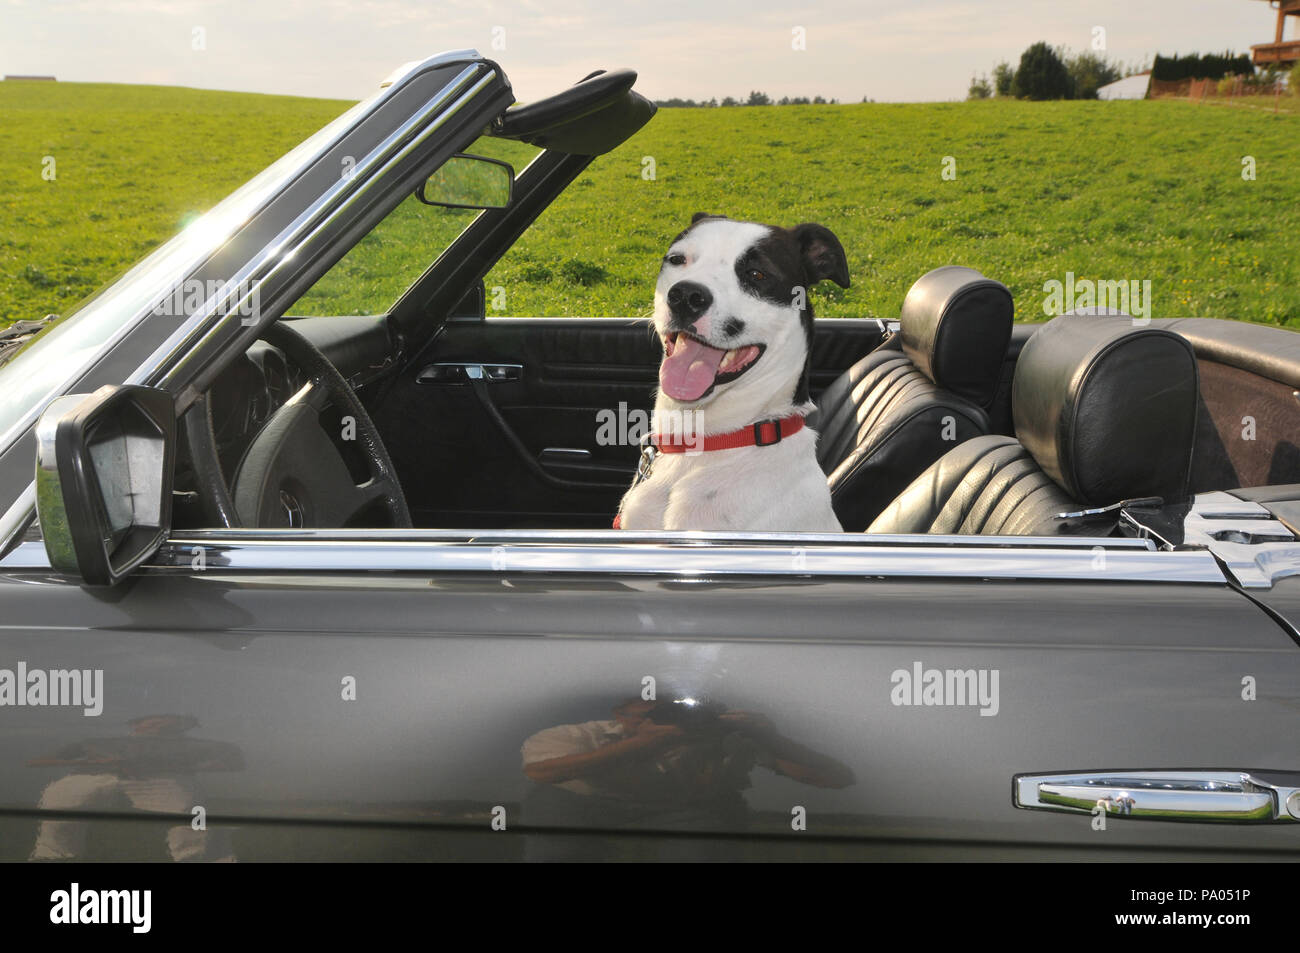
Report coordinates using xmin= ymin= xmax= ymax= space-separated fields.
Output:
xmin=813 ymin=266 xmax=1013 ymax=531
xmin=867 ymin=313 xmax=1201 ymax=536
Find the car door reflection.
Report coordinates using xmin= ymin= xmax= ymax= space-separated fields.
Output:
xmin=28 ymin=714 xmax=244 ymax=862
xmin=520 ymin=697 xmax=854 ymax=838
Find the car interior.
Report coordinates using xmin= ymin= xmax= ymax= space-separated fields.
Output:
xmin=167 ymin=70 xmax=1300 ymax=545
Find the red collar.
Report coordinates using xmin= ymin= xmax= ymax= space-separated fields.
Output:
xmin=652 ymin=413 xmax=806 ymax=453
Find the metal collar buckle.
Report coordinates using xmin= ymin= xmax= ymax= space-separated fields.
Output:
xmin=753 ymin=418 xmax=783 ymax=447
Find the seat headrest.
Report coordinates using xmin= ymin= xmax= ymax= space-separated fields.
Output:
xmin=900 ymin=265 xmax=1014 ymax=405
xmin=1012 ymin=313 xmax=1199 ymax=506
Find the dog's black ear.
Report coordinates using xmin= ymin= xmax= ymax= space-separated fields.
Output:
xmin=691 ymin=212 xmax=724 ymax=224
xmin=792 ymin=223 xmax=850 ymax=289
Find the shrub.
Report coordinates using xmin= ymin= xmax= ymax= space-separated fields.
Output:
xmin=1290 ymin=61 xmax=1300 ymax=96
xmin=992 ymin=61 xmax=1015 ymax=97
xmin=1012 ymin=42 xmax=1073 ymax=100
xmin=967 ymin=75 xmax=992 ymax=100
xmin=1243 ymin=65 xmax=1279 ymax=92
xmin=1067 ymin=51 xmax=1123 ymax=99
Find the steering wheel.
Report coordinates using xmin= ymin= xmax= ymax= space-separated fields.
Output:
xmin=183 ymin=321 xmax=411 ymax=529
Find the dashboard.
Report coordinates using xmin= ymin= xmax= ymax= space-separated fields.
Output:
xmin=207 ymin=342 xmax=306 ymax=475
xmin=170 ymin=315 xmax=395 ymax=528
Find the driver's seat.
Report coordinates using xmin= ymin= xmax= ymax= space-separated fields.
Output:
xmin=812 ymin=266 xmax=1014 ymax=531
xmin=867 ymin=313 xmax=1200 ymax=536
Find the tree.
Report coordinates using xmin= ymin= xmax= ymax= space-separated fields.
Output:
xmin=1012 ymin=42 xmax=1073 ymax=100
xmin=1152 ymin=51 xmax=1253 ymax=82
xmin=1066 ymin=51 xmax=1123 ymax=99
xmin=720 ymin=96 xmax=738 ymax=107
xmin=992 ymin=61 xmax=1014 ymax=96
xmin=746 ymin=90 xmax=771 ymax=106
xmin=967 ymin=74 xmax=992 ymax=100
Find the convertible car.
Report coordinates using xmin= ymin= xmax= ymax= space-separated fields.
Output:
xmin=0 ymin=51 xmax=1297 ymax=861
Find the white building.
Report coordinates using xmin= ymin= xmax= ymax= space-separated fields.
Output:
xmin=1097 ymin=73 xmax=1152 ymax=100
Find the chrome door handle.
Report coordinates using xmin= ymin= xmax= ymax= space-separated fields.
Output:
xmin=416 ymin=362 xmax=522 ymax=384
xmin=1014 ymin=771 xmax=1300 ymax=822
xmin=539 ymin=448 xmax=592 ymax=463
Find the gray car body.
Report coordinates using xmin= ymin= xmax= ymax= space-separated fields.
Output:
xmin=0 ymin=51 xmax=1298 ymax=861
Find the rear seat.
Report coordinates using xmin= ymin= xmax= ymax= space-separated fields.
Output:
xmin=868 ymin=313 xmax=1201 ymax=536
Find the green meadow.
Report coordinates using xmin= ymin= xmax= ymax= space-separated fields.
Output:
xmin=2 ymin=81 xmax=1298 ymax=330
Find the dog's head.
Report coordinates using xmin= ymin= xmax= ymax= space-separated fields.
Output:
xmin=653 ymin=214 xmax=849 ymax=412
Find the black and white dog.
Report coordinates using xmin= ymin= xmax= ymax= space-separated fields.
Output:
xmin=615 ymin=214 xmax=849 ymax=532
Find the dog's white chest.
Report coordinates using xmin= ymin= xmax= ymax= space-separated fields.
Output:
xmin=617 ymin=432 xmax=841 ymax=533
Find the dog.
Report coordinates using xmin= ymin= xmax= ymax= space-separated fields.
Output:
xmin=615 ymin=214 xmax=849 ymax=532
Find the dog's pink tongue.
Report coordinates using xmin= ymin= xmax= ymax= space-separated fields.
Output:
xmin=660 ymin=336 xmax=726 ymax=401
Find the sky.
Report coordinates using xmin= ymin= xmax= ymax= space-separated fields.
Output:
xmin=0 ymin=0 xmax=1284 ymax=104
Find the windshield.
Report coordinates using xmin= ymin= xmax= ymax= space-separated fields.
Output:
xmin=0 ymin=92 xmax=377 ymax=454
xmin=288 ymin=136 xmax=538 ymax=316
xmin=289 ymin=194 xmax=481 ymax=315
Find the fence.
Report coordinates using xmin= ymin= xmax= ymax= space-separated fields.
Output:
xmin=1148 ymin=75 xmax=1292 ymax=110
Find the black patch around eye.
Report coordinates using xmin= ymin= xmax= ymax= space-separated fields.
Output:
xmin=735 ymin=256 xmax=789 ymax=306
xmin=723 ymin=317 xmax=745 ymax=337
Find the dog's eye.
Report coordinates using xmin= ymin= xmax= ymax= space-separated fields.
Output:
xmin=748 ymin=268 xmax=767 ymax=281
xmin=665 ymin=253 xmax=686 ymax=266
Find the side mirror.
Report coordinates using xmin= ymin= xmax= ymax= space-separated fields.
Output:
xmin=35 ymin=385 xmax=176 ymax=586
xmin=416 ymin=153 xmax=513 ymax=209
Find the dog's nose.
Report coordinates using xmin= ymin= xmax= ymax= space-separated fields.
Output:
xmin=666 ymin=281 xmax=713 ymax=325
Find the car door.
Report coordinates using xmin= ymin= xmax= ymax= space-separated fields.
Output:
xmin=3 ymin=527 xmax=1296 ymax=861
xmin=370 ymin=316 xmax=887 ymax=528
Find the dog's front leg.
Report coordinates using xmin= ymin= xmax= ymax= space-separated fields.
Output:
xmin=615 ymin=471 xmax=672 ymax=530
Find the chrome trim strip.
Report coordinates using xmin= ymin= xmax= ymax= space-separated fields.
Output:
xmin=134 ymin=535 xmax=1223 ymax=582
xmin=0 ymin=529 xmax=1225 ymax=582
xmin=170 ymin=527 xmax=1158 ymax=549
xmin=0 ymin=49 xmax=484 ymax=464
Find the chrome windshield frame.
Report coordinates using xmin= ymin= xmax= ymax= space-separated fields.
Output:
xmin=0 ymin=49 xmax=507 ymax=558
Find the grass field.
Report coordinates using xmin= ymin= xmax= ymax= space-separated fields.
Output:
xmin=2 ymin=81 xmax=1298 ymax=330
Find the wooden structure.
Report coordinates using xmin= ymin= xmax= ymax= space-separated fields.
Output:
xmin=1250 ymin=0 xmax=1300 ymax=66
